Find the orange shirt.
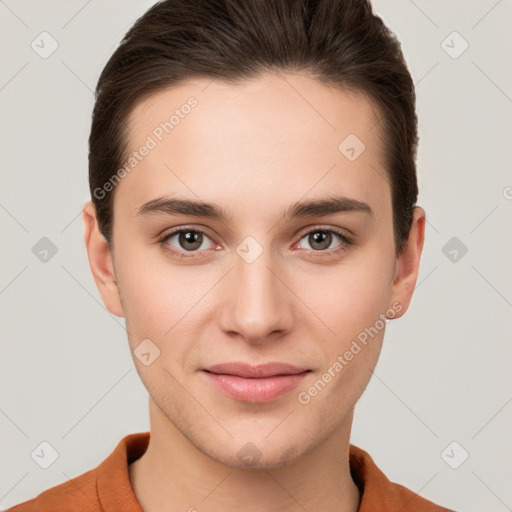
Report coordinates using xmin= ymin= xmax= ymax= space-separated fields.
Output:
xmin=7 ymin=432 xmax=454 ymax=511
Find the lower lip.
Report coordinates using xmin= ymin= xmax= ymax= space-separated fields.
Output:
xmin=202 ymin=371 xmax=310 ymax=403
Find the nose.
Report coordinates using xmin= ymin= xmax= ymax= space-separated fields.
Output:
xmin=217 ymin=245 xmax=294 ymax=345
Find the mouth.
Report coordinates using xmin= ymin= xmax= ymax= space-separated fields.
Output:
xmin=201 ymin=362 xmax=312 ymax=403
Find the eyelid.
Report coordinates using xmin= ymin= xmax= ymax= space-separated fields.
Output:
xmin=295 ymin=224 xmax=353 ymax=241
xmin=158 ymin=225 xmax=218 ymax=248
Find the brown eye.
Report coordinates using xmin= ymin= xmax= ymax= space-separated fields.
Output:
xmin=178 ymin=230 xmax=204 ymax=251
xmin=159 ymin=229 xmax=215 ymax=256
xmin=295 ymin=228 xmax=353 ymax=258
xmin=299 ymin=230 xmax=339 ymax=251
xmin=307 ymin=231 xmax=333 ymax=251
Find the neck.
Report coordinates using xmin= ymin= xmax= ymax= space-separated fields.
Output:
xmin=129 ymin=399 xmax=361 ymax=512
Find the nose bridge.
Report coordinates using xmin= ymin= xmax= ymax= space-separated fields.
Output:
xmin=219 ymin=238 xmax=292 ymax=341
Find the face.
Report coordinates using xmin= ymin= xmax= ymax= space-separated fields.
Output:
xmin=84 ymin=71 xmax=424 ymax=468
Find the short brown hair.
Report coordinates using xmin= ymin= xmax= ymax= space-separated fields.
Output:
xmin=89 ymin=0 xmax=419 ymax=253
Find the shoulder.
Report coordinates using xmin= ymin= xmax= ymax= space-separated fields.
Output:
xmin=349 ymin=444 xmax=456 ymax=512
xmin=5 ymin=468 xmax=99 ymax=512
xmin=5 ymin=432 xmax=149 ymax=512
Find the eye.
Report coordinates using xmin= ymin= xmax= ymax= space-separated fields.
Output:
xmin=158 ymin=228 xmax=217 ymax=258
xmin=157 ymin=226 xmax=353 ymax=260
xmin=295 ymin=228 xmax=353 ymax=256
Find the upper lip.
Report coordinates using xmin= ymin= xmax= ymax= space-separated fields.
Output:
xmin=203 ymin=362 xmax=310 ymax=378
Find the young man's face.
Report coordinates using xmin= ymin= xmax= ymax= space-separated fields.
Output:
xmin=84 ymin=71 xmax=424 ymax=468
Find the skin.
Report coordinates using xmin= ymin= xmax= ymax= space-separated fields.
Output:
xmin=83 ymin=71 xmax=425 ymax=512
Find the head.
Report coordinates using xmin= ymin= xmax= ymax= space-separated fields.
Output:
xmin=84 ymin=0 xmax=425 ymax=468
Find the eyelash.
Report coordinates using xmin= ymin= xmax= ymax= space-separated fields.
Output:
xmin=157 ymin=226 xmax=353 ymax=260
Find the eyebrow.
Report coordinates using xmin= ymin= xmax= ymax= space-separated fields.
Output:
xmin=136 ymin=195 xmax=373 ymax=222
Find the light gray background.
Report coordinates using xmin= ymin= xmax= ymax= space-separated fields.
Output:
xmin=1 ymin=1 xmax=511 ymax=511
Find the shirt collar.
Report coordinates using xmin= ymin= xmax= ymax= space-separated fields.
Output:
xmin=95 ymin=431 xmax=437 ymax=512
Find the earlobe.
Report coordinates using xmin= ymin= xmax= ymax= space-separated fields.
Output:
xmin=388 ymin=206 xmax=426 ymax=319
xmin=82 ymin=201 xmax=125 ymax=318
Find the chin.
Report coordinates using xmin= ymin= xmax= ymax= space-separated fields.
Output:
xmin=206 ymin=438 xmax=304 ymax=470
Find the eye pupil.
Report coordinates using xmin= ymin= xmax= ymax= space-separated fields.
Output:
xmin=179 ymin=231 xmax=203 ymax=251
xmin=309 ymin=231 xmax=332 ymax=250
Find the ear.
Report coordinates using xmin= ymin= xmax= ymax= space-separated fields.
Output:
xmin=82 ymin=201 xmax=124 ymax=318
xmin=388 ymin=206 xmax=426 ymax=319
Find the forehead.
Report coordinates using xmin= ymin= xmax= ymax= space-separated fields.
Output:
xmin=116 ymin=71 xmax=388 ymax=218
xmin=127 ymin=72 xmax=382 ymax=149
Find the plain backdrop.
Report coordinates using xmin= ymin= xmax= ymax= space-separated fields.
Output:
xmin=1 ymin=1 xmax=511 ymax=511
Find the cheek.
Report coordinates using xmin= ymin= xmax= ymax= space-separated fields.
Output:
xmin=114 ymin=245 xmax=175 ymax=340
xmin=306 ymin=251 xmax=394 ymax=340
xmin=296 ymin=245 xmax=394 ymax=401
xmin=116 ymin=244 xmax=216 ymax=355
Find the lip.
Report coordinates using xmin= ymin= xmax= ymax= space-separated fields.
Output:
xmin=201 ymin=362 xmax=311 ymax=403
